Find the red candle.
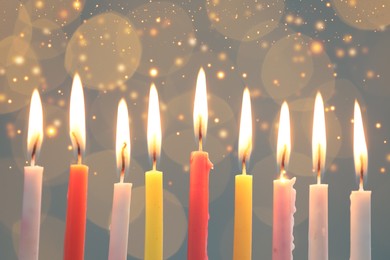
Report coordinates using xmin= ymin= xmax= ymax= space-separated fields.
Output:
xmin=64 ymin=74 xmax=88 ymax=260
xmin=187 ymin=68 xmax=213 ymax=260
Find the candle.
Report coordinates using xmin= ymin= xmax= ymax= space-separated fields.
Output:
xmin=272 ymin=101 xmax=296 ymax=260
xmin=144 ymin=84 xmax=163 ymax=260
xmin=19 ymin=89 xmax=44 ymax=260
xmin=350 ymin=100 xmax=371 ymax=260
xmin=233 ymin=88 xmax=253 ymax=260
xmin=187 ymin=68 xmax=213 ymax=260
xmin=64 ymin=74 xmax=89 ymax=260
xmin=309 ymin=92 xmax=328 ymax=260
xmin=108 ymin=99 xmax=132 ymax=260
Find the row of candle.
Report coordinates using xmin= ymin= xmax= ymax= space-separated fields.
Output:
xmin=18 ymin=68 xmax=370 ymax=260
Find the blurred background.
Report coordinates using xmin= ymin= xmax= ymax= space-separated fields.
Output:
xmin=0 ymin=0 xmax=390 ymax=259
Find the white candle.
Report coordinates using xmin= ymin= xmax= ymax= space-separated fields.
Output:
xmin=309 ymin=92 xmax=328 ymax=260
xmin=19 ymin=89 xmax=44 ymax=260
xmin=108 ymin=183 xmax=132 ymax=260
xmin=108 ymin=99 xmax=132 ymax=260
xmin=350 ymin=100 xmax=370 ymax=260
xmin=272 ymin=102 xmax=296 ymax=260
xmin=309 ymin=184 xmax=328 ymax=260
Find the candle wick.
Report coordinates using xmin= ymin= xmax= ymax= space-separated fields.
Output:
xmin=198 ymin=118 xmax=203 ymax=151
xmin=72 ymin=132 xmax=82 ymax=164
xmin=30 ymin=137 xmax=38 ymax=167
xmin=359 ymin=155 xmax=364 ymax=191
xmin=120 ymin=142 xmax=127 ymax=183
xmin=280 ymin=145 xmax=287 ymax=178
xmin=242 ymin=159 xmax=246 ymax=175
xmin=317 ymin=146 xmax=321 ymax=185
xmin=152 ymin=148 xmax=157 ymax=171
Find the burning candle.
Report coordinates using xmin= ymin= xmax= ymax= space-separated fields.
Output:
xmin=187 ymin=68 xmax=213 ymax=260
xmin=272 ymin=102 xmax=296 ymax=260
xmin=233 ymin=88 xmax=253 ymax=260
xmin=108 ymin=99 xmax=132 ymax=260
xmin=19 ymin=89 xmax=44 ymax=260
xmin=309 ymin=92 xmax=328 ymax=260
xmin=64 ymin=74 xmax=89 ymax=260
xmin=350 ymin=100 xmax=371 ymax=260
xmin=144 ymin=84 xmax=163 ymax=260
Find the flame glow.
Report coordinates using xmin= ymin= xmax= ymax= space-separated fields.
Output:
xmin=238 ymin=88 xmax=252 ymax=172
xmin=69 ymin=73 xmax=86 ymax=160
xmin=276 ymin=102 xmax=291 ymax=174
xmin=353 ymin=100 xmax=368 ymax=189
xmin=312 ymin=92 xmax=326 ymax=182
xmin=27 ymin=89 xmax=43 ymax=165
xmin=116 ymin=99 xmax=131 ymax=181
xmin=147 ymin=84 xmax=162 ymax=167
xmin=193 ymin=67 xmax=208 ymax=147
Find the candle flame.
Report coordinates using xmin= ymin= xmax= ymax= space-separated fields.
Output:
xmin=277 ymin=101 xmax=291 ymax=178
xmin=312 ymin=92 xmax=326 ymax=184
xmin=193 ymin=67 xmax=208 ymax=150
xmin=69 ymin=74 xmax=86 ymax=163
xmin=116 ymin=99 xmax=131 ymax=182
xmin=27 ymin=89 xmax=43 ymax=166
xmin=147 ymin=83 xmax=161 ymax=170
xmin=353 ymin=100 xmax=368 ymax=190
xmin=238 ymin=88 xmax=252 ymax=175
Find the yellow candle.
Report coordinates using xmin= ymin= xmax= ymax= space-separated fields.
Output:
xmin=145 ymin=83 xmax=163 ymax=260
xmin=233 ymin=88 xmax=253 ymax=260
xmin=233 ymin=174 xmax=252 ymax=260
xmin=145 ymin=170 xmax=163 ymax=260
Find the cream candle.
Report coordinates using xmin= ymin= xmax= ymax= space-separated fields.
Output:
xmin=108 ymin=99 xmax=132 ymax=260
xmin=272 ymin=102 xmax=296 ymax=260
xmin=19 ymin=89 xmax=44 ymax=260
xmin=350 ymin=100 xmax=371 ymax=260
xmin=144 ymin=84 xmax=163 ymax=260
xmin=309 ymin=92 xmax=328 ymax=260
xmin=233 ymin=88 xmax=253 ymax=260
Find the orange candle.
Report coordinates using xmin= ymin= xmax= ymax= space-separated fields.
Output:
xmin=64 ymin=74 xmax=89 ymax=260
xmin=187 ymin=68 xmax=213 ymax=260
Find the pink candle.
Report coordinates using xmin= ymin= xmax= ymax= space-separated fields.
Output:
xmin=64 ymin=74 xmax=89 ymax=260
xmin=272 ymin=102 xmax=296 ymax=260
xmin=19 ymin=89 xmax=44 ymax=260
xmin=187 ymin=68 xmax=213 ymax=260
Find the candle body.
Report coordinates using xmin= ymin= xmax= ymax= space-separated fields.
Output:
xmin=350 ymin=190 xmax=371 ymax=260
xmin=145 ymin=170 xmax=163 ymax=260
xmin=19 ymin=166 xmax=44 ymax=260
xmin=64 ymin=164 xmax=88 ymax=260
xmin=309 ymin=184 xmax=328 ymax=260
xmin=108 ymin=182 xmax=132 ymax=260
xmin=233 ymin=174 xmax=252 ymax=260
xmin=187 ymin=151 xmax=213 ymax=260
xmin=272 ymin=177 xmax=296 ymax=260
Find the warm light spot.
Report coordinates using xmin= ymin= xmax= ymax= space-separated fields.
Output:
xmin=149 ymin=68 xmax=158 ymax=77
xmin=178 ymin=114 xmax=184 ymax=121
xmin=380 ymin=167 xmax=386 ymax=174
xmin=343 ymin=34 xmax=353 ymax=43
xmin=217 ymin=71 xmax=225 ymax=79
xmin=315 ymin=21 xmax=325 ymax=31
xmin=150 ymin=28 xmax=158 ymax=37
xmin=13 ymin=56 xmax=25 ymax=65
xmin=376 ymin=122 xmax=382 ymax=129
xmin=46 ymin=126 xmax=57 ymax=137
xmin=219 ymin=129 xmax=228 ymax=139
xmin=214 ymin=118 xmax=220 ymax=123
xmin=73 ymin=0 xmax=81 ymax=10
xmin=311 ymin=41 xmax=324 ymax=55
xmin=349 ymin=48 xmax=357 ymax=57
